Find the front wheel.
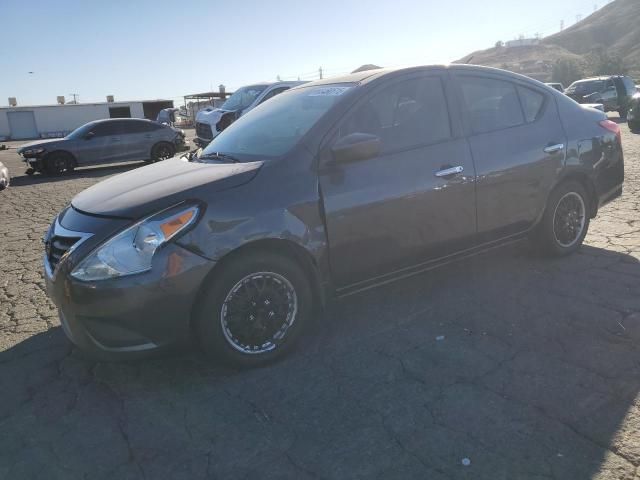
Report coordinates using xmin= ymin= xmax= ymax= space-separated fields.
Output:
xmin=535 ymin=181 xmax=590 ymax=256
xmin=150 ymin=142 xmax=175 ymax=162
xmin=44 ymin=152 xmax=74 ymax=175
xmin=194 ymin=252 xmax=313 ymax=368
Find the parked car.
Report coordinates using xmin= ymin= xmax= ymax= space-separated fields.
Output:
xmin=17 ymin=118 xmax=187 ymax=175
xmin=565 ymin=75 xmax=636 ymax=117
xmin=545 ymin=82 xmax=564 ymax=92
xmin=628 ymin=92 xmax=640 ymax=133
xmin=0 ymin=162 xmax=9 ymax=190
xmin=44 ymin=65 xmax=624 ymax=367
xmin=194 ymin=81 xmax=305 ymax=147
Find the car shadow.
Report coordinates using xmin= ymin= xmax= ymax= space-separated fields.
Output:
xmin=1 ymin=243 xmax=640 ymax=478
xmin=7 ymin=161 xmax=146 ymax=187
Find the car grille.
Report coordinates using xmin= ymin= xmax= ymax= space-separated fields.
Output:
xmin=196 ymin=122 xmax=213 ymax=140
xmin=47 ymin=235 xmax=81 ymax=272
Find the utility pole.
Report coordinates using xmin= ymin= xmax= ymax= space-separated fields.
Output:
xmin=277 ymin=75 xmax=281 ymax=81
xmin=318 ymin=67 xmax=323 ymax=80
xmin=560 ymin=19 xmax=564 ymax=31
xmin=68 ymin=93 xmax=79 ymax=104
xmin=576 ymin=14 xmax=582 ymax=23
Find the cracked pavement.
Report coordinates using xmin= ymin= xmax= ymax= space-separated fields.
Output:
xmin=1 ymin=124 xmax=640 ymax=479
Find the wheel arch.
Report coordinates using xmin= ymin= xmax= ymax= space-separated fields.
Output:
xmin=189 ymin=238 xmax=325 ymax=328
xmin=44 ymin=149 xmax=78 ymax=167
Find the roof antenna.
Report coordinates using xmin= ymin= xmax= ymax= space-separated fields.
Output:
xmin=465 ymin=55 xmax=474 ymax=64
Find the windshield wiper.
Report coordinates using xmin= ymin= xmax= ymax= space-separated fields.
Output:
xmin=197 ymin=152 xmax=240 ymax=164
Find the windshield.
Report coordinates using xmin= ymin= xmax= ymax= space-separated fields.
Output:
xmin=202 ymin=84 xmax=353 ymax=159
xmin=566 ymin=80 xmax=605 ymax=94
xmin=65 ymin=121 xmax=97 ymax=139
xmin=220 ymin=84 xmax=268 ymax=111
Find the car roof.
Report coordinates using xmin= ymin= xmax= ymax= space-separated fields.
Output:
xmin=92 ymin=118 xmax=155 ymax=124
xmin=295 ymin=64 xmax=547 ymax=88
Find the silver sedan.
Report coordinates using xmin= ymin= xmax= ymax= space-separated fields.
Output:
xmin=17 ymin=118 xmax=187 ymax=175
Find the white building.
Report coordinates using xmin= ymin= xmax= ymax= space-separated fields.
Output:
xmin=0 ymin=99 xmax=173 ymax=141
xmin=505 ymin=38 xmax=540 ymax=48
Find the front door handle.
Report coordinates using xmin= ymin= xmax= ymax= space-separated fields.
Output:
xmin=435 ymin=165 xmax=464 ymax=178
xmin=543 ymin=143 xmax=564 ymax=154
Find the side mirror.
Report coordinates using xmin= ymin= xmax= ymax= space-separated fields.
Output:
xmin=330 ymin=133 xmax=382 ymax=165
xmin=84 ymin=131 xmax=95 ymax=140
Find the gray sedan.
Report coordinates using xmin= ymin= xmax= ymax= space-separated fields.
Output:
xmin=17 ymin=118 xmax=187 ymax=175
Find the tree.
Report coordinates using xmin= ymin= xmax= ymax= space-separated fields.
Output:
xmin=495 ymin=40 xmax=504 ymax=48
xmin=552 ymin=58 xmax=585 ymax=86
xmin=585 ymin=48 xmax=628 ymax=76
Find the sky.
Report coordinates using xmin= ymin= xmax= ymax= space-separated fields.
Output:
xmin=1 ymin=0 xmax=610 ymax=106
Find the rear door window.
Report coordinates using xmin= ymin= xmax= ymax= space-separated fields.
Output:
xmin=340 ymin=75 xmax=451 ymax=153
xmin=126 ymin=121 xmax=159 ymax=133
xmin=517 ymin=86 xmax=545 ymax=123
xmin=92 ymin=122 xmax=122 ymax=137
xmin=458 ymin=76 xmax=525 ymax=134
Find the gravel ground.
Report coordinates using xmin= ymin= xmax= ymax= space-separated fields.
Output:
xmin=1 ymin=124 xmax=640 ymax=479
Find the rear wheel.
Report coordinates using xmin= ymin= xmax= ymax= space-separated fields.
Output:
xmin=150 ymin=142 xmax=175 ymax=162
xmin=44 ymin=152 xmax=74 ymax=175
xmin=194 ymin=251 xmax=313 ymax=368
xmin=536 ymin=181 xmax=590 ymax=256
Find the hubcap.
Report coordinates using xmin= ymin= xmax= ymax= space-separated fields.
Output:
xmin=53 ymin=157 xmax=66 ymax=173
xmin=553 ymin=191 xmax=586 ymax=248
xmin=157 ymin=146 xmax=172 ymax=160
xmin=220 ymin=272 xmax=298 ymax=354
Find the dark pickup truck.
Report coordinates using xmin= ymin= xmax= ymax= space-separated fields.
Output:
xmin=565 ymin=75 xmax=636 ymax=118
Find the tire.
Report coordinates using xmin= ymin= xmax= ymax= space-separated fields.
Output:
xmin=629 ymin=121 xmax=640 ymax=134
xmin=536 ymin=180 xmax=591 ymax=256
xmin=44 ymin=152 xmax=74 ymax=175
xmin=150 ymin=142 xmax=175 ymax=162
xmin=194 ymin=251 xmax=313 ymax=368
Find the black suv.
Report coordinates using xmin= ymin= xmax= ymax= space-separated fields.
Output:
xmin=628 ymin=91 xmax=640 ymax=133
xmin=565 ymin=75 xmax=636 ymax=118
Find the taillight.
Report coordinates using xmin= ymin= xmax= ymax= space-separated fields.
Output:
xmin=599 ymin=119 xmax=621 ymax=140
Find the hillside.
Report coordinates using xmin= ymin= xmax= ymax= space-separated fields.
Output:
xmin=455 ymin=0 xmax=640 ymax=82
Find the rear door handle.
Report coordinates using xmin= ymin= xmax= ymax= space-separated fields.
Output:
xmin=543 ymin=143 xmax=564 ymax=154
xmin=435 ymin=165 xmax=464 ymax=178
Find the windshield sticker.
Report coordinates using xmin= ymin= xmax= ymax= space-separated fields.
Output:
xmin=308 ymin=87 xmax=351 ymax=97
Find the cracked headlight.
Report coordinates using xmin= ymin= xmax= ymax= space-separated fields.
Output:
xmin=71 ymin=204 xmax=200 ymax=281
xmin=22 ymin=147 xmax=46 ymax=155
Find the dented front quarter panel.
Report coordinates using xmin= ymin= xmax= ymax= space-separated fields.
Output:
xmin=175 ymin=146 xmax=331 ymax=286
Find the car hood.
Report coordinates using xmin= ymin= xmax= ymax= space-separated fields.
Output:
xmin=72 ymin=157 xmax=263 ymax=219
xmin=17 ymin=138 xmax=65 ymax=153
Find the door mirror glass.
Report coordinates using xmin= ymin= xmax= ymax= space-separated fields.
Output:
xmin=331 ymin=133 xmax=381 ymax=164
